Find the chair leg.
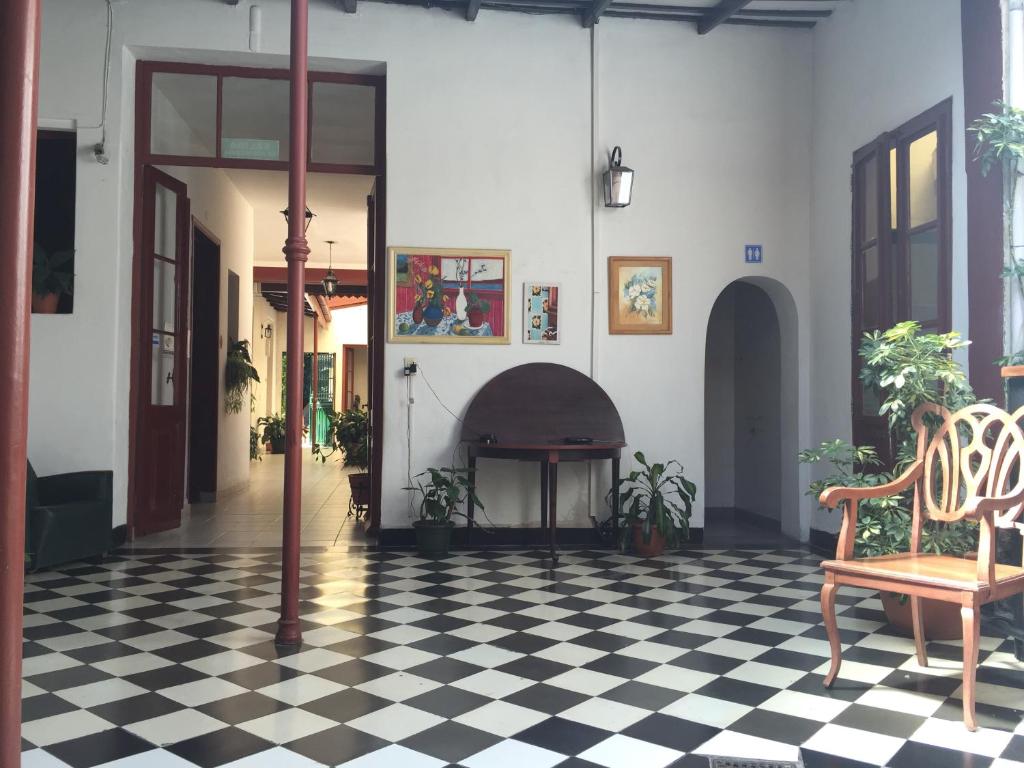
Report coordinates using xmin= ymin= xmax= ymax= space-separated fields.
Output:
xmin=961 ymin=600 xmax=980 ymax=732
xmin=821 ymin=576 xmax=841 ymax=687
xmin=910 ymin=595 xmax=928 ymax=667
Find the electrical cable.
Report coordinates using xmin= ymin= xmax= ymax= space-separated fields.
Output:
xmin=80 ymin=0 xmax=114 ymax=140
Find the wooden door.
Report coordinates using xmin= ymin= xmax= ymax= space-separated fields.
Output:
xmin=187 ymin=223 xmax=220 ymax=503
xmin=134 ymin=166 xmax=190 ymax=535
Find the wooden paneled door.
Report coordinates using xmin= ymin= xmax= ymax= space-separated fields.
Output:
xmin=133 ymin=166 xmax=191 ymax=536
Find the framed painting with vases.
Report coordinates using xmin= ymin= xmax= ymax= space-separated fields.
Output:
xmin=388 ymin=247 xmax=511 ymax=344
xmin=608 ymin=256 xmax=672 ymax=335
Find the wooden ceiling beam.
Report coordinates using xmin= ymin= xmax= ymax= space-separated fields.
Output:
xmin=698 ymin=0 xmax=751 ymax=34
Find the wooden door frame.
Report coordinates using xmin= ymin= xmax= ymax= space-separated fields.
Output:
xmin=342 ymin=343 xmax=368 ymax=411
xmin=187 ymin=217 xmax=221 ymax=503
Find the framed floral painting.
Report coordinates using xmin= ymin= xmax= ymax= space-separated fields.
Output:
xmin=388 ymin=247 xmax=511 ymax=344
xmin=523 ymin=282 xmax=559 ymax=344
xmin=608 ymin=256 xmax=672 ymax=334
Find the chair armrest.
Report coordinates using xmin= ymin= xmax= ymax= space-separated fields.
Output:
xmin=37 ymin=471 xmax=113 ymax=507
xmin=962 ymin=491 xmax=1024 ymax=517
xmin=819 ymin=461 xmax=923 ymax=509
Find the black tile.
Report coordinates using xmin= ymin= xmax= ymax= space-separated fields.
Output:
xmin=1002 ymin=734 xmax=1024 ymax=762
xmin=504 ymin=683 xmax=589 ymax=715
xmin=720 ymin=627 xmax=787 ymax=649
xmin=800 ymin=748 xmax=881 ymax=768
xmin=570 ymin=632 xmax=635 ymax=653
xmin=692 ymin=676 xmax=779 ymax=707
xmin=490 ymin=632 xmax=561 ymax=655
xmin=486 ymin=613 xmax=548 ymax=631
xmin=600 ymin=681 xmax=683 ymax=711
xmin=668 ymin=650 xmax=743 ymax=675
xmin=400 ymin=720 xmax=503 ymax=763
xmin=623 ymin=713 xmax=719 ymax=752
xmin=728 ymin=708 xmax=824 ymax=746
xmin=300 ymin=688 xmax=392 ymax=721
xmin=645 ymin=630 xmax=712 ymax=651
xmin=87 ymin=692 xmax=185 ymax=726
xmin=63 ymin=642 xmax=137 ymax=665
xmin=406 ymin=657 xmax=483 ymax=684
xmin=21 ymin=692 xmax=78 ymax=722
xmin=197 ymin=691 xmax=290 ymax=725
xmin=560 ymin=613 xmax=618 ymax=631
xmin=410 ymin=614 xmax=472 ymax=633
xmin=220 ymin=661 xmax=302 ymax=690
xmin=887 ymin=740 xmax=994 ymax=768
xmin=514 ymin=716 xmax=610 ymax=754
xmin=25 ymin=664 xmax=111 ymax=692
xmin=495 ymin=656 xmax=575 ymax=682
xmin=152 ymin=639 xmax=230 ymax=664
xmin=787 ymin=673 xmax=871 ymax=702
xmin=167 ymin=727 xmax=274 ymax=768
xmin=314 ymin=659 xmax=395 ymax=686
xmin=754 ymin=648 xmax=828 ymax=672
xmin=47 ymin=728 xmax=153 ymax=768
xmin=582 ymin=653 xmax=658 ymax=679
xmin=324 ymin=635 xmax=397 ymax=659
xmin=832 ymin=702 xmax=926 ymax=739
xmin=404 ymin=685 xmax=494 ymax=718
xmin=123 ymin=664 xmax=207 ymax=692
xmin=931 ymin=698 xmax=1023 ymax=732
xmin=879 ymin=669 xmax=963 ymax=698
xmin=408 ymin=633 xmax=478 ymax=656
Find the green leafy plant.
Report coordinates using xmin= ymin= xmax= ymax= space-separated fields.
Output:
xmin=313 ymin=398 xmax=369 ymax=470
xmin=404 ymin=466 xmax=483 ymax=524
xmin=225 ymin=340 xmax=260 ymax=414
xmin=615 ymin=451 xmax=696 ymax=549
xmin=969 ymin=101 xmax=1024 ymax=365
xmin=249 ymin=426 xmax=263 ymax=462
xmin=466 ymin=292 xmax=491 ymax=314
xmin=257 ymin=413 xmax=286 ymax=444
xmin=32 ymin=243 xmax=74 ymax=297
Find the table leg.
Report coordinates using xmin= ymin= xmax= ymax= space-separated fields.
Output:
xmin=611 ymin=456 xmax=621 ymax=537
xmin=467 ymin=454 xmax=477 ymax=547
xmin=549 ymin=461 xmax=559 ymax=563
xmin=540 ymin=461 xmax=549 ymax=531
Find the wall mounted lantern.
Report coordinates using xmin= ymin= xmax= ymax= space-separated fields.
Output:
xmin=260 ymin=322 xmax=273 ymax=340
xmin=280 ymin=205 xmax=315 ymax=233
xmin=322 ymin=240 xmax=339 ymax=297
xmin=603 ymin=146 xmax=634 ymax=208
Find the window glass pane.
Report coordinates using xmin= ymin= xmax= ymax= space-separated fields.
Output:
xmin=889 ymin=147 xmax=898 ymax=230
xmin=311 ymin=82 xmax=375 ymax=165
xmin=151 ymin=333 xmax=176 ymax=406
xmin=861 ymin=245 xmax=880 ymax=329
xmin=222 ymin=77 xmax=289 ymax=161
xmin=151 ymin=73 xmax=217 ymax=157
xmin=154 ymin=182 xmax=177 ymax=260
xmin=860 ymin=155 xmax=877 ymax=244
xmin=153 ymin=260 xmax=177 ymax=331
xmin=863 ymin=382 xmax=882 ymax=417
xmin=909 ymin=227 xmax=940 ymax=325
xmin=909 ymin=130 xmax=938 ymax=228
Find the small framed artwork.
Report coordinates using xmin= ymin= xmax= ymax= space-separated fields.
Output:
xmin=608 ymin=256 xmax=672 ymax=335
xmin=523 ymin=282 xmax=560 ymax=344
xmin=388 ymin=247 xmax=511 ymax=344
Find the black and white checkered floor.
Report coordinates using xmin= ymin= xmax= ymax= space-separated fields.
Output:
xmin=18 ymin=548 xmax=1024 ymax=768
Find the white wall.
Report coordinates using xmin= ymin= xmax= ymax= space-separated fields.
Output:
xmin=808 ymin=0 xmax=967 ymax=534
xmin=32 ymin=0 xmax=925 ymax=540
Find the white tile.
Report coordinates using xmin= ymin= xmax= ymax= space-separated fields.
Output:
xmin=616 ymin=641 xmax=686 ymax=664
xmin=724 ymin=661 xmax=807 ymax=689
xmin=367 ymin=624 xmax=438 ymax=645
xmin=448 ymin=623 xmax=514 ymax=643
xmin=522 ymin=621 xmax=591 ymax=642
xmin=297 ymin=626 xmax=359 ymax=647
xmin=634 ymin=664 xmax=717 ymax=693
xmin=22 ymin=681 xmax=46 ymax=698
xmin=578 ymin=734 xmax=683 ymax=768
xmin=37 ymin=631 xmax=111 ymax=653
xmin=559 ymin=697 xmax=650 ymax=731
xmin=217 ymin=747 xmax=327 ymax=768
xmin=812 ymin=659 xmax=891 ymax=685
xmin=122 ymin=629 xmax=194 ymax=652
xmin=532 ymin=642 xmax=607 ymax=667
xmin=257 ymin=676 xmax=347 ymax=706
xmin=546 ymin=668 xmax=627 ymax=696
xmin=346 ymin=702 xmax=445 ymax=741
xmin=660 ymin=693 xmax=752 ymax=728
xmin=92 ymin=749 xmax=201 ymax=768
xmin=55 ymin=678 xmax=149 ymax=708
xmin=237 ymin=709 xmax=338 ymax=742
xmin=447 ymin=605 xmax=506 ymax=623
xmin=455 ymin=700 xmax=549 ymax=737
xmin=22 ymin=653 xmax=80 ymax=677
xmin=697 ymin=637 xmax=770 ymax=661
xmin=337 ymin=745 xmax=445 ymax=768
xmin=759 ymin=689 xmax=851 ymax=722
xmin=355 ymin=671 xmax=441 ymax=702
xmin=20 ymin=749 xmax=73 ymax=767
xmin=158 ymin=677 xmax=249 ymax=706
xmin=184 ymin=650 xmax=265 ymax=675
xmin=93 ymin=653 xmax=174 ymax=677
xmin=910 ymin=718 xmax=1014 ymax=758
xmin=801 ymin=723 xmax=905 ymax=765
xmin=696 ymin=731 xmax=803 ymax=763
xmin=126 ymin=709 xmax=228 ymax=746
xmin=855 ymin=685 xmax=946 ymax=717
xmin=361 ymin=645 xmax=439 ymax=671
xmin=598 ymin=621 xmax=665 ymax=641
xmin=22 ymin=710 xmax=114 ymax=747
xmin=450 ymin=669 xmax=533 ymax=699
xmin=275 ymin=648 xmax=352 ymax=673
xmin=460 ymin=739 xmax=567 ymax=768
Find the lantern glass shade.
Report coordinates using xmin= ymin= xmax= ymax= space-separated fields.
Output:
xmin=603 ymin=146 xmax=634 ymax=208
xmin=280 ymin=205 xmax=315 ymax=232
xmin=322 ymin=269 xmax=338 ymax=297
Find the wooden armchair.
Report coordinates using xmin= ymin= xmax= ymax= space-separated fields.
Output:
xmin=819 ymin=403 xmax=1024 ymax=731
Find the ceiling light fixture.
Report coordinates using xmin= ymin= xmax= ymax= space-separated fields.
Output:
xmin=322 ymin=240 xmax=339 ymax=297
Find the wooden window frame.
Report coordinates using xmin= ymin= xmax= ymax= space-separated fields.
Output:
xmin=851 ymin=98 xmax=953 ymax=459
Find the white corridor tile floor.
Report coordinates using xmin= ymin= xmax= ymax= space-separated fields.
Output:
xmin=18 ymin=547 xmax=1024 ymax=767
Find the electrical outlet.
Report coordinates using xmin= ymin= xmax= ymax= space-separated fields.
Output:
xmin=403 ymin=357 xmax=418 ymax=376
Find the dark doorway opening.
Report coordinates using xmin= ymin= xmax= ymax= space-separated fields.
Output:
xmin=188 ymin=223 xmax=220 ymax=503
xmin=704 ymin=281 xmax=791 ymax=548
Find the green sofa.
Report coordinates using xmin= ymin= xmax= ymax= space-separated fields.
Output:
xmin=26 ymin=462 xmax=113 ymax=571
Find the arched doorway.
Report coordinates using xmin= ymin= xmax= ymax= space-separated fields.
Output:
xmin=704 ymin=279 xmax=795 ymax=545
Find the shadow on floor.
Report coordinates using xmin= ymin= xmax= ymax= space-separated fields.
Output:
xmin=703 ymin=506 xmax=800 ymax=549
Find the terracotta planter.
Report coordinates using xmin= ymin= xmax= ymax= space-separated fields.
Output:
xmin=412 ymin=305 xmax=424 ymax=324
xmin=467 ymin=308 xmax=484 ymax=328
xmin=880 ymin=591 xmax=963 ymax=641
xmin=632 ymin=523 xmax=667 ymax=558
xmin=348 ymin=472 xmax=370 ymax=506
xmin=32 ymin=292 xmax=60 ymax=314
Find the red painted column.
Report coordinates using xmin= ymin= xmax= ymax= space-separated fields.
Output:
xmin=0 ymin=0 xmax=40 ymax=762
xmin=276 ymin=0 xmax=310 ymax=647
xmin=312 ymin=318 xmax=319 ymax=445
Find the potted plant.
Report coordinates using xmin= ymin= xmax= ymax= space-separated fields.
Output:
xmin=32 ymin=243 xmax=73 ymax=314
xmin=225 ymin=340 xmax=260 ymax=414
xmin=405 ymin=466 xmax=482 ymax=557
xmin=249 ymin=426 xmax=262 ymax=462
xmin=465 ymin=291 xmax=490 ymax=329
xmin=412 ymin=264 xmax=451 ymax=328
xmin=315 ymin=399 xmax=371 ymax=507
xmin=802 ymin=321 xmax=978 ymax=638
xmin=614 ymin=451 xmax=696 ymax=557
xmin=969 ymin=102 xmax=1024 ymax=407
xmin=257 ymin=414 xmax=287 ymax=454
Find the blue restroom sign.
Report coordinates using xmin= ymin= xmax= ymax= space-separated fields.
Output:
xmin=745 ymin=245 xmax=763 ymax=264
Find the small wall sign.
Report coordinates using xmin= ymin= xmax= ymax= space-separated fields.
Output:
xmin=745 ymin=245 xmax=763 ymax=264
